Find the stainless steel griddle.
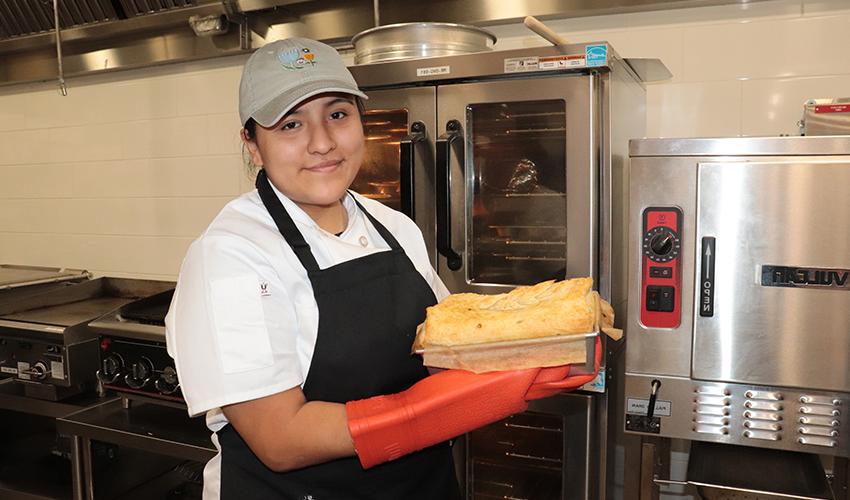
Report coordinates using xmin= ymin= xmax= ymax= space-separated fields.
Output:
xmin=0 ymin=277 xmax=174 ymax=400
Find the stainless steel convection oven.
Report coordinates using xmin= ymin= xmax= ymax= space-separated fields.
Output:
xmin=350 ymin=42 xmax=668 ymax=499
xmin=624 ymin=136 xmax=850 ymax=499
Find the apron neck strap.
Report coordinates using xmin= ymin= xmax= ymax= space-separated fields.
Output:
xmin=348 ymin=194 xmax=403 ymax=251
xmin=255 ymin=169 xmax=321 ymax=272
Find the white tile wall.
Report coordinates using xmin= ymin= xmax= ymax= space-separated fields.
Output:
xmin=646 ymin=80 xmax=743 ymax=138
xmin=0 ymin=0 xmax=848 ymax=279
xmin=742 ymin=73 xmax=850 ymax=135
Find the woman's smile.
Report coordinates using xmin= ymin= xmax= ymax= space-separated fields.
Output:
xmin=305 ymin=159 xmax=344 ymax=174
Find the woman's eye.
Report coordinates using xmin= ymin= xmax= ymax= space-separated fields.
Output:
xmin=281 ymin=121 xmax=300 ymax=130
xmin=329 ymin=110 xmax=348 ymax=120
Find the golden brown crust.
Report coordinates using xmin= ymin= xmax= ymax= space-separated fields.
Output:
xmin=419 ymin=277 xmax=612 ymax=347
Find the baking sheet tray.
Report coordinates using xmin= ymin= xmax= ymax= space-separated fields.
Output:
xmin=414 ymin=330 xmax=598 ymax=373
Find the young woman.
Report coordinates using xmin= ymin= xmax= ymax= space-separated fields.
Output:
xmin=166 ymin=37 xmax=594 ymax=500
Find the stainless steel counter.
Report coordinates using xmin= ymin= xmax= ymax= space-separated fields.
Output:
xmin=57 ymin=398 xmax=214 ymax=500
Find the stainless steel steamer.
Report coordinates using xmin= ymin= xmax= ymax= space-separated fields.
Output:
xmin=624 ymin=136 xmax=850 ymax=498
xmin=350 ymin=42 xmax=665 ymax=500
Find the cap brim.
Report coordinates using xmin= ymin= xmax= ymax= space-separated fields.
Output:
xmin=250 ymin=80 xmax=368 ymax=128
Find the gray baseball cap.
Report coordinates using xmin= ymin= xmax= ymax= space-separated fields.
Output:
xmin=239 ymin=37 xmax=368 ymax=128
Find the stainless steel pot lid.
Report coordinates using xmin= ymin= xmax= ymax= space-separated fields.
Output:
xmin=352 ymin=22 xmax=497 ymax=65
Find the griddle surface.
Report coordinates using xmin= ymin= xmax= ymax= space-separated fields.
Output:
xmin=0 ymin=297 xmax=133 ymax=327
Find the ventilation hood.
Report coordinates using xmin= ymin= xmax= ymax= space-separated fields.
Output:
xmin=0 ymin=0 xmax=766 ymax=88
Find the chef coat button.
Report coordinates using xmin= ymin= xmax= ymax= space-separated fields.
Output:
xmin=359 ymin=236 xmax=368 ymax=247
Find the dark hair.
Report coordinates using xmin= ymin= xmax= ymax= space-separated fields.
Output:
xmin=242 ymin=95 xmax=365 ymax=140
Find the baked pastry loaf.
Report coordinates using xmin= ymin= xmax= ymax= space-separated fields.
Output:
xmin=416 ymin=277 xmax=613 ymax=349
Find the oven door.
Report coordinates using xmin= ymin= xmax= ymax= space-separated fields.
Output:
xmin=467 ymin=392 xmax=595 ymax=500
xmin=356 ymin=87 xmax=437 ymax=265
xmin=693 ymin=159 xmax=850 ymax=392
xmin=435 ymin=75 xmax=596 ymax=293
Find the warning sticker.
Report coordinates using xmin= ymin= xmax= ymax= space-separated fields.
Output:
xmin=815 ymin=104 xmax=850 ymax=114
xmin=1 ymin=366 xmax=17 ymax=375
xmin=539 ymin=54 xmax=586 ymax=70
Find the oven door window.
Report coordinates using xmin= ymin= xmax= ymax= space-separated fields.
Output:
xmin=467 ymin=100 xmax=567 ymax=286
xmin=351 ymin=108 xmax=409 ymax=211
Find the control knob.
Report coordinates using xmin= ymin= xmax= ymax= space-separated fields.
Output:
xmin=643 ymin=227 xmax=681 ymax=263
xmin=30 ymin=361 xmax=49 ymax=381
xmin=154 ymin=366 xmax=180 ymax=395
xmin=125 ymin=358 xmax=154 ymax=389
xmin=97 ymin=354 xmax=123 ymax=384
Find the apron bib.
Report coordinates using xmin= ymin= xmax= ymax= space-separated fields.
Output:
xmin=217 ymin=170 xmax=460 ymax=500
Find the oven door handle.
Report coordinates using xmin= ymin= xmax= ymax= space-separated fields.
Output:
xmin=436 ymin=120 xmax=463 ymax=271
xmin=399 ymin=121 xmax=426 ymax=220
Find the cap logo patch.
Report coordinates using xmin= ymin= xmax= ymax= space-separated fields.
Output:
xmin=278 ymin=46 xmax=317 ymax=70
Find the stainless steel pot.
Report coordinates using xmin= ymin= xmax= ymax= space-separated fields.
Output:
xmin=352 ymin=22 xmax=496 ymax=65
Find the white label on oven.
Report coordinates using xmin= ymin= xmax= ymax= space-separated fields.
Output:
xmin=1 ymin=366 xmax=17 ymax=375
xmin=627 ymin=398 xmax=672 ymax=416
xmin=416 ymin=65 xmax=450 ymax=77
xmin=17 ymin=361 xmax=30 ymax=380
xmin=504 ymin=56 xmax=539 ymax=73
xmin=51 ymin=361 xmax=65 ymax=380
xmin=539 ymin=54 xmax=586 ymax=70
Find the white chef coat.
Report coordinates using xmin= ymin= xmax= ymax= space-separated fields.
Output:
xmin=164 ymin=181 xmax=448 ymax=499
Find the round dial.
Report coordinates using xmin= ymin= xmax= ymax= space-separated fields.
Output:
xmin=125 ymin=358 xmax=154 ymax=389
xmin=97 ymin=354 xmax=123 ymax=383
xmin=31 ymin=361 xmax=49 ymax=381
xmin=643 ymin=226 xmax=681 ymax=263
xmin=155 ymin=366 xmax=180 ymax=395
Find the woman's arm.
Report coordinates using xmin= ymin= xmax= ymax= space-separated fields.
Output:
xmin=222 ymin=386 xmax=355 ymax=472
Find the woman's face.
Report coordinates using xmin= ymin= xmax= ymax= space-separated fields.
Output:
xmin=244 ymin=93 xmax=364 ymax=211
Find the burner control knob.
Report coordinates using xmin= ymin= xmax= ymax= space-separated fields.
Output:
xmin=97 ymin=354 xmax=123 ymax=384
xmin=155 ymin=366 xmax=180 ymax=395
xmin=125 ymin=358 xmax=154 ymax=389
xmin=31 ymin=361 xmax=49 ymax=381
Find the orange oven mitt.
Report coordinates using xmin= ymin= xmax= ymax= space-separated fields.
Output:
xmin=346 ymin=337 xmax=601 ymax=469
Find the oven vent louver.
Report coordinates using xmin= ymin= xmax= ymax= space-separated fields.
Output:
xmin=742 ymin=390 xmax=784 ymax=442
xmin=692 ymin=385 xmax=731 ymax=436
xmin=0 ymin=0 xmax=198 ymax=40
xmin=796 ymin=394 xmax=842 ymax=448
xmin=0 ymin=0 xmax=118 ymax=39
xmin=117 ymin=0 xmax=196 ymax=17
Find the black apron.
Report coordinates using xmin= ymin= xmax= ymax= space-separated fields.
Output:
xmin=217 ymin=170 xmax=460 ymax=500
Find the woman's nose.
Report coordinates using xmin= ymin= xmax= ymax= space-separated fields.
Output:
xmin=307 ymin=123 xmax=336 ymax=155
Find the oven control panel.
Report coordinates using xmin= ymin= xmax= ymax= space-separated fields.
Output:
xmin=640 ymin=207 xmax=682 ymax=328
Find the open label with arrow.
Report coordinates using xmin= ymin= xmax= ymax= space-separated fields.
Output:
xmin=700 ymin=237 xmax=716 ymax=316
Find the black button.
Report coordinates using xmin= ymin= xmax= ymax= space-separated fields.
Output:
xmin=646 ymin=285 xmax=675 ymax=312
xmin=649 ymin=266 xmax=673 ymax=278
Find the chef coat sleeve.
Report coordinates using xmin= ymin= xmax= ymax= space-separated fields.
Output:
xmin=165 ymin=235 xmax=303 ymax=417
xmin=429 ymin=267 xmax=451 ymax=302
